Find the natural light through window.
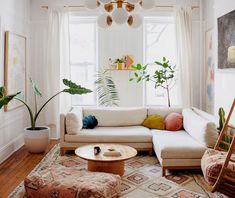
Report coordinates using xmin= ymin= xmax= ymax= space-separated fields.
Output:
xmin=69 ymin=16 xmax=97 ymax=106
xmin=144 ymin=17 xmax=180 ymax=106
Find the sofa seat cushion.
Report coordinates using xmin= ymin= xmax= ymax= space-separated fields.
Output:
xmin=24 ymin=165 xmax=121 ymax=198
xmin=65 ymin=126 xmax=152 ymax=143
xmin=152 ymin=130 xmax=207 ymax=159
xmin=201 ymin=149 xmax=235 ymax=186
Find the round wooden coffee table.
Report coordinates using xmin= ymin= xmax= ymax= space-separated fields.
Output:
xmin=75 ymin=144 xmax=137 ymax=176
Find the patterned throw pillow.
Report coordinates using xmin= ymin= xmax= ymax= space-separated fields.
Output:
xmin=142 ymin=115 xmax=165 ymax=129
xmin=83 ymin=115 xmax=98 ymax=129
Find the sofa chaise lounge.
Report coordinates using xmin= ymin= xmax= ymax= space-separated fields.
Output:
xmin=60 ymin=107 xmax=218 ymax=176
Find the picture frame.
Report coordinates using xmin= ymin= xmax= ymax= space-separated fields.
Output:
xmin=4 ymin=31 xmax=26 ymax=111
xmin=205 ymin=28 xmax=215 ymax=113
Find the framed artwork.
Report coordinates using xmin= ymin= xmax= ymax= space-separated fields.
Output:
xmin=4 ymin=31 xmax=26 ymax=111
xmin=218 ymin=10 xmax=235 ymax=69
xmin=205 ymin=28 xmax=215 ymax=113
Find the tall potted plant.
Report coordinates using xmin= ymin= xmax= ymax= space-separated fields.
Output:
xmin=0 ymin=79 xmax=92 ymax=153
xmin=130 ymin=57 xmax=176 ymax=107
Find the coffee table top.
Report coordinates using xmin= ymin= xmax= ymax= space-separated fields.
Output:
xmin=75 ymin=144 xmax=137 ymax=162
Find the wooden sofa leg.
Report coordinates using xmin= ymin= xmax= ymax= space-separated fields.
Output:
xmin=60 ymin=148 xmax=65 ymax=156
xmin=162 ymin=167 xmax=166 ymax=177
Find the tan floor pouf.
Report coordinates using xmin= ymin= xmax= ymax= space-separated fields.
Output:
xmin=24 ymin=165 xmax=121 ymax=198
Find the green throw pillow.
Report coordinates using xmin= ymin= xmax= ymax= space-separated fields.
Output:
xmin=142 ymin=115 xmax=165 ymax=129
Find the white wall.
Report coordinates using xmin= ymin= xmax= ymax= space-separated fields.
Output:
xmin=0 ymin=0 xmax=30 ymax=163
xmin=30 ymin=0 xmax=201 ymax=108
xmin=202 ymin=0 xmax=235 ymax=119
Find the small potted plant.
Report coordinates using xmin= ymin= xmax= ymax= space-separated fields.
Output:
xmin=114 ymin=58 xmax=125 ymax=70
xmin=0 ymin=79 xmax=92 ymax=153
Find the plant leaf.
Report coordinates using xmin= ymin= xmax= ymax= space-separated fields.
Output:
xmin=30 ymin=78 xmax=42 ymax=97
xmin=63 ymin=79 xmax=92 ymax=95
xmin=94 ymin=70 xmax=119 ymax=107
xmin=0 ymin=87 xmax=21 ymax=109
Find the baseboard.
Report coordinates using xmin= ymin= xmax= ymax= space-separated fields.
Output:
xmin=0 ymin=133 xmax=24 ymax=164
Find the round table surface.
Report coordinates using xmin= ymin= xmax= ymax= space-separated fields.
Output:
xmin=75 ymin=144 xmax=137 ymax=162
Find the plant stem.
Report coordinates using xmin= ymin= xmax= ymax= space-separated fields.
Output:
xmin=15 ymin=98 xmax=35 ymax=128
xmin=34 ymin=93 xmax=37 ymax=117
xmin=166 ymin=86 xmax=171 ymax=107
xmin=34 ymin=91 xmax=64 ymax=125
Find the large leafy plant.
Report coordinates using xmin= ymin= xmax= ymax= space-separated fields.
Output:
xmin=0 ymin=79 xmax=92 ymax=130
xmin=130 ymin=57 xmax=176 ymax=107
xmin=95 ymin=70 xmax=119 ymax=107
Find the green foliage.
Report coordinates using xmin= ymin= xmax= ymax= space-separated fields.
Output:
xmin=130 ymin=57 xmax=176 ymax=107
xmin=30 ymin=78 xmax=42 ymax=97
xmin=0 ymin=87 xmax=21 ymax=109
xmin=0 ymin=79 xmax=92 ymax=130
xmin=95 ymin=70 xmax=119 ymax=107
xmin=218 ymin=107 xmax=226 ymax=132
xmin=62 ymin=79 xmax=92 ymax=95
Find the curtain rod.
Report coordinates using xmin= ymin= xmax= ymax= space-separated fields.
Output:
xmin=41 ymin=5 xmax=199 ymax=10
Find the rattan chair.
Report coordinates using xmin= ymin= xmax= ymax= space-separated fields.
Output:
xmin=201 ymin=99 xmax=235 ymax=197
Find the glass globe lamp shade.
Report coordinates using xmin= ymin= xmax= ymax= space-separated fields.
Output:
xmin=99 ymin=0 xmax=112 ymax=4
xmin=112 ymin=8 xmax=129 ymax=24
xmin=127 ymin=0 xmax=141 ymax=4
xmin=84 ymin=0 xmax=100 ymax=9
xmin=128 ymin=14 xmax=142 ymax=28
xmin=141 ymin=0 xmax=155 ymax=9
xmin=97 ymin=14 xmax=112 ymax=28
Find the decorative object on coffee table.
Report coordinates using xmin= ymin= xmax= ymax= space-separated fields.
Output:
xmin=75 ymin=144 xmax=137 ymax=176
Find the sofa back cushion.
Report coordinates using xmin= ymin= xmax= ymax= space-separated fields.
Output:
xmin=83 ymin=107 xmax=147 ymax=127
xmin=183 ymin=108 xmax=218 ymax=148
xmin=148 ymin=107 xmax=182 ymax=118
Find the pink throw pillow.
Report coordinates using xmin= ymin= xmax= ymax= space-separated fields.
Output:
xmin=165 ymin=112 xmax=183 ymax=131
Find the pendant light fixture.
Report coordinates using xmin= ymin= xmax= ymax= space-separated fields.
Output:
xmin=85 ymin=0 xmax=156 ymax=28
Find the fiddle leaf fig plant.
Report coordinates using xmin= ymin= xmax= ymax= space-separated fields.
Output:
xmin=0 ymin=79 xmax=92 ymax=130
xmin=130 ymin=57 xmax=176 ymax=107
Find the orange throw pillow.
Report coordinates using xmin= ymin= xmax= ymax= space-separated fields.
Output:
xmin=165 ymin=112 xmax=183 ymax=131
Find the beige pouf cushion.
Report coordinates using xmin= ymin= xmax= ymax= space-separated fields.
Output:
xmin=24 ymin=165 xmax=121 ymax=198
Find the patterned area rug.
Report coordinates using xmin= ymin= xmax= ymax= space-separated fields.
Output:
xmin=8 ymin=144 xmax=228 ymax=198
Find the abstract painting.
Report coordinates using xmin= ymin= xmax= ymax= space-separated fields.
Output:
xmin=218 ymin=10 xmax=235 ymax=69
xmin=4 ymin=31 xmax=26 ymax=111
xmin=205 ymin=28 xmax=215 ymax=113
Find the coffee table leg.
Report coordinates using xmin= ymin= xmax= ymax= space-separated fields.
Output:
xmin=88 ymin=161 xmax=125 ymax=176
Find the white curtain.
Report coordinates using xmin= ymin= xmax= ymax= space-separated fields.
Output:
xmin=44 ymin=8 xmax=70 ymax=139
xmin=175 ymin=6 xmax=193 ymax=108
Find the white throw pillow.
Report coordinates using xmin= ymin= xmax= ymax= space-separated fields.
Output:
xmin=66 ymin=112 xmax=83 ymax=134
xmin=183 ymin=108 xmax=218 ymax=148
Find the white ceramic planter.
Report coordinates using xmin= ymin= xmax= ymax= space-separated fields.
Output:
xmin=24 ymin=126 xmax=50 ymax=153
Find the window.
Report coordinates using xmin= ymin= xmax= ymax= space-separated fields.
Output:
xmin=69 ymin=16 xmax=97 ymax=106
xmin=144 ymin=17 xmax=180 ymax=106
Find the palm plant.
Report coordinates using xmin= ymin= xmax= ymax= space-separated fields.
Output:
xmin=95 ymin=70 xmax=119 ymax=107
xmin=0 ymin=79 xmax=92 ymax=130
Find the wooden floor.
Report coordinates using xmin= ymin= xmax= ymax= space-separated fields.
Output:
xmin=0 ymin=140 xmax=58 ymax=198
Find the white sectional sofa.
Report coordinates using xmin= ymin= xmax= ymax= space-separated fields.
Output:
xmin=60 ymin=106 xmax=218 ymax=176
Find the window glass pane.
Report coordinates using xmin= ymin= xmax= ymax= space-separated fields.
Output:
xmin=144 ymin=18 xmax=179 ymax=106
xmin=69 ymin=17 xmax=96 ymax=106
xmin=70 ymin=23 xmax=95 ymax=64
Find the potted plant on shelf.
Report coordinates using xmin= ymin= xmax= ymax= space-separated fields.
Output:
xmin=130 ymin=57 xmax=176 ymax=107
xmin=114 ymin=58 xmax=125 ymax=70
xmin=0 ymin=79 xmax=92 ymax=153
